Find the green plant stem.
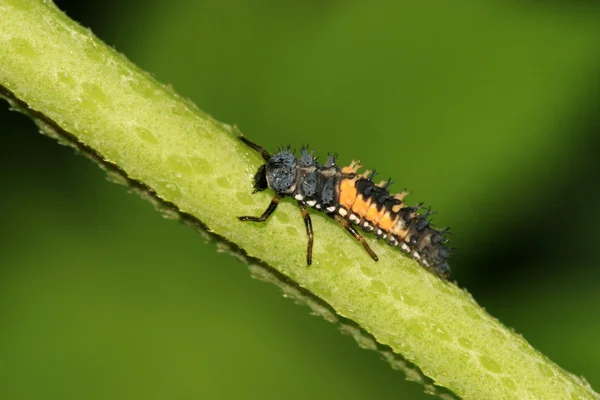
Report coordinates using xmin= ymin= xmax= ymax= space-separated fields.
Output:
xmin=0 ymin=1 xmax=597 ymax=399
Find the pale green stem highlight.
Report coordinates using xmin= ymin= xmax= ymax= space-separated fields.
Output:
xmin=0 ymin=1 xmax=597 ymax=399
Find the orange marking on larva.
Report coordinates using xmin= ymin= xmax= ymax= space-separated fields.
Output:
xmin=366 ymin=203 xmax=386 ymax=225
xmin=394 ymin=190 xmax=410 ymax=201
xmin=339 ymin=177 xmax=358 ymax=209
xmin=391 ymin=204 xmax=403 ymax=213
xmin=341 ymin=160 xmax=361 ymax=174
xmin=351 ymin=194 xmax=371 ymax=217
xmin=378 ymin=212 xmax=398 ymax=232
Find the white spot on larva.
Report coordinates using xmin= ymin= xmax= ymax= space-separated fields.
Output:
xmin=363 ymin=222 xmax=370 ymax=228
xmin=315 ymin=204 xmax=322 ymax=209
xmin=349 ymin=214 xmax=360 ymax=223
xmin=306 ymin=200 xmax=317 ymax=207
xmin=389 ymin=239 xmax=398 ymax=246
xmin=412 ymin=251 xmax=421 ymax=260
xmin=401 ymin=244 xmax=410 ymax=252
xmin=376 ymin=229 xmax=382 ymax=235
xmin=339 ymin=208 xmax=348 ymax=217
xmin=294 ymin=194 xmax=304 ymax=201
xmin=422 ymin=260 xmax=430 ymax=267
xmin=327 ymin=206 xmax=336 ymax=212
xmin=382 ymin=234 xmax=387 ymax=239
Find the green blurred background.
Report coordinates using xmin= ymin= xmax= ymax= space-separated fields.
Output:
xmin=2 ymin=1 xmax=600 ymax=399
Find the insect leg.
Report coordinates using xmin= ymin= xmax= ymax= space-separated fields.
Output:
xmin=239 ymin=136 xmax=271 ymax=162
xmin=238 ymin=195 xmax=280 ymax=222
xmin=331 ymin=215 xmax=379 ymax=262
xmin=298 ymin=202 xmax=314 ymax=266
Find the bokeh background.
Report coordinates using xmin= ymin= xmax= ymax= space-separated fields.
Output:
xmin=2 ymin=1 xmax=600 ymax=399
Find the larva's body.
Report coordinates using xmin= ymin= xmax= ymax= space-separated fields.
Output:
xmin=238 ymin=136 xmax=451 ymax=278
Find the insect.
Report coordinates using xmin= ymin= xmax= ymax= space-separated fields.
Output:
xmin=238 ymin=136 xmax=451 ymax=278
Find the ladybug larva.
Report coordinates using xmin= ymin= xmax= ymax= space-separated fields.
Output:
xmin=238 ymin=136 xmax=451 ymax=278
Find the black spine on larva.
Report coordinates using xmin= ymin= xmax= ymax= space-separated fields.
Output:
xmin=355 ymin=177 xmax=374 ymax=199
xmin=294 ymin=151 xmax=340 ymax=210
xmin=397 ymin=204 xmax=451 ymax=276
xmin=318 ymin=154 xmax=340 ymax=209
xmin=286 ymin=147 xmax=341 ymax=211
xmin=295 ymin=146 xmax=319 ymax=197
xmin=355 ymin=177 xmax=451 ymax=277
